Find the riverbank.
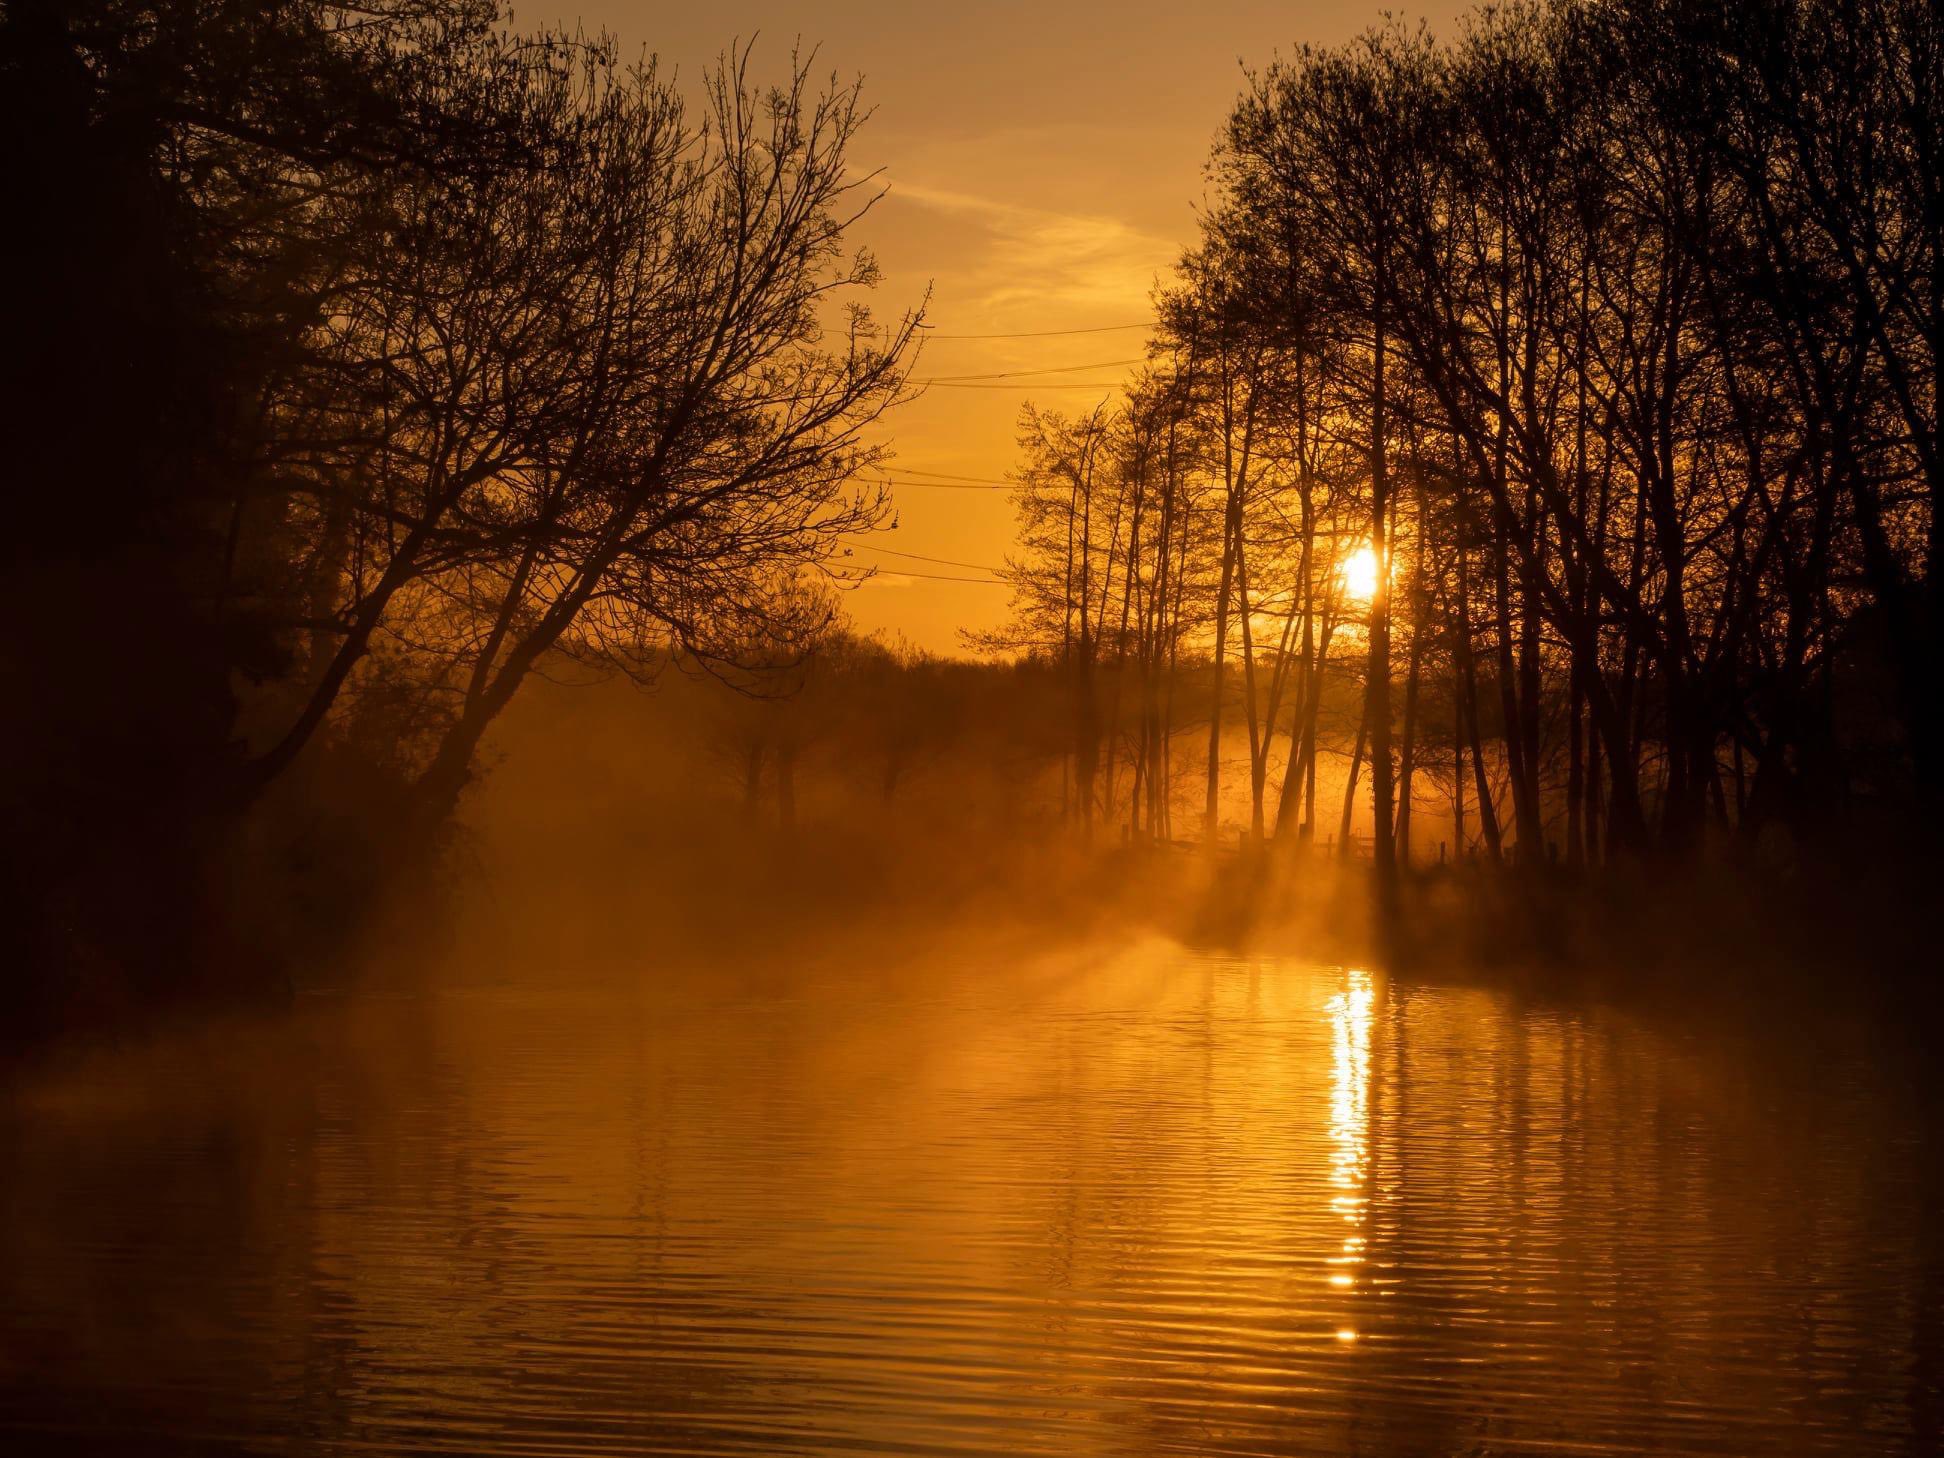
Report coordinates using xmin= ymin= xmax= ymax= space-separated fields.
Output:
xmin=1186 ymin=837 xmax=1944 ymax=1039
xmin=12 ymin=799 xmax=1936 ymax=1069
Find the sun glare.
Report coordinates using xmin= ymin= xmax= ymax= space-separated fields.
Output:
xmin=1342 ymin=545 xmax=1381 ymax=604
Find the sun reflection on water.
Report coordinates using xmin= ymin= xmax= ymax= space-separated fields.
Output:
xmin=1325 ymin=968 xmax=1374 ymax=1341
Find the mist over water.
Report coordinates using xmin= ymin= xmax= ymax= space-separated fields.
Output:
xmin=4 ymin=937 xmax=1935 ymax=1456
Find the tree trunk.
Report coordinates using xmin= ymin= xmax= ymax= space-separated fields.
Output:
xmin=1366 ymin=295 xmax=1395 ymax=889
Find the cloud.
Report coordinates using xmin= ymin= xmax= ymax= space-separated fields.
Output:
xmin=884 ymin=170 xmax=1177 ymax=323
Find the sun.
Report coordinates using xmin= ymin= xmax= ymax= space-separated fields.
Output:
xmin=1341 ymin=545 xmax=1381 ymax=604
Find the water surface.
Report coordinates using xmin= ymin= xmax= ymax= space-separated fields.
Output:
xmin=2 ymin=940 xmax=1937 ymax=1454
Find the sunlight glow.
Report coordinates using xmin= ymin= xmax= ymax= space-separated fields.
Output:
xmin=1341 ymin=545 xmax=1381 ymax=604
xmin=1325 ymin=968 xmax=1375 ymax=1343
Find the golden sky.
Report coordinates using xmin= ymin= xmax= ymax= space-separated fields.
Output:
xmin=545 ymin=2 xmax=1464 ymax=652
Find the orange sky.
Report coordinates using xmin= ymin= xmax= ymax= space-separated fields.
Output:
xmin=546 ymin=2 xmax=1466 ymax=652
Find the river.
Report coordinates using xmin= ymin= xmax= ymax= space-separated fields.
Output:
xmin=1 ymin=936 xmax=1936 ymax=1454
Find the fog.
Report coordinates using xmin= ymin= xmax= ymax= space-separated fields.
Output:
xmin=5 ymin=0 xmax=1942 ymax=1452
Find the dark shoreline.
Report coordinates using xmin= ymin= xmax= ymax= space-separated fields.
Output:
xmin=9 ymin=820 xmax=1939 ymax=1072
xmin=1174 ymin=839 xmax=1942 ymax=1029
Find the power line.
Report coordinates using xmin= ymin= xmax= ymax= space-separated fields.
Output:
xmin=920 ymin=321 xmax=1153 ymax=341
xmin=839 ymin=538 xmax=1005 ymax=573
xmin=913 ymin=357 xmax=1144 ymax=384
xmin=834 ymin=566 xmax=1011 ymax=585
xmin=879 ymin=467 xmax=1014 ymax=484
xmin=921 ymin=380 xmax=1126 ymax=390
xmin=870 ymin=476 xmax=1011 ymax=492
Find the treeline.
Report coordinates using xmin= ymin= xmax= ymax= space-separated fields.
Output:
xmin=988 ymin=0 xmax=1940 ymax=880
xmin=0 ymin=1 xmax=915 ymax=1019
xmin=495 ymin=631 xmax=1072 ymax=833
